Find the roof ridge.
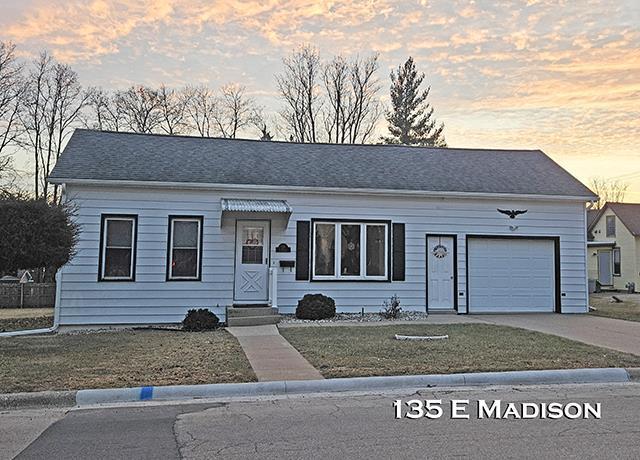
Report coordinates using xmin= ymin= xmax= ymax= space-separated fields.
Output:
xmin=74 ymin=128 xmax=543 ymax=153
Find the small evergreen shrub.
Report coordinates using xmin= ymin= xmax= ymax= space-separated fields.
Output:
xmin=380 ymin=294 xmax=402 ymax=319
xmin=295 ymin=294 xmax=336 ymax=320
xmin=182 ymin=308 xmax=220 ymax=331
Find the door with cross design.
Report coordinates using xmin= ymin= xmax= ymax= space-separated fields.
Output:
xmin=234 ymin=220 xmax=271 ymax=303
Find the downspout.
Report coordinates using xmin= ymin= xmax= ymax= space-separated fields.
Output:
xmin=584 ymin=199 xmax=597 ymax=312
xmin=0 ymin=263 xmax=62 ymax=338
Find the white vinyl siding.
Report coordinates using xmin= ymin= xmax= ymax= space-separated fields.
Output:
xmin=57 ymin=185 xmax=589 ymax=326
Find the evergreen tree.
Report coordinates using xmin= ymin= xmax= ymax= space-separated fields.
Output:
xmin=384 ymin=57 xmax=446 ymax=147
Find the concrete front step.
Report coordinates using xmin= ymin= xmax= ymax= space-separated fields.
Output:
xmin=227 ymin=307 xmax=278 ymax=317
xmin=227 ymin=315 xmax=282 ymax=327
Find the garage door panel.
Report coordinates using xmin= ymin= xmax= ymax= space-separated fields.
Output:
xmin=468 ymin=238 xmax=555 ymax=313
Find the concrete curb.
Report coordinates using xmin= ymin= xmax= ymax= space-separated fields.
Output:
xmin=75 ymin=367 xmax=632 ymax=406
xmin=1 ymin=368 xmax=635 ymax=410
xmin=0 ymin=390 xmax=77 ymax=410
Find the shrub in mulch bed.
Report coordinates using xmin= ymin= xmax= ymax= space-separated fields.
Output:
xmin=182 ymin=308 xmax=220 ymax=331
xmin=295 ymin=294 xmax=336 ymax=320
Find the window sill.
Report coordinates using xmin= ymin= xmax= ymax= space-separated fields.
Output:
xmin=98 ymin=278 xmax=135 ymax=282
xmin=309 ymin=278 xmax=391 ymax=283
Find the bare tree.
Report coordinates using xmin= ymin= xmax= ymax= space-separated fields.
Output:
xmin=277 ymin=47 xmax=381 ymax=144
xmin=323 ymin=53 xmax=381 ymax=144
xmin=50 ymin=63 xmax=90 ymax=201
xmin=183 ymin=85 xmax=219 ymax=137
xmin=157 ymin=85 xmax=187 ymax=135
xmin=276 ymin=46 xmax=322 ymax=142
xmin=114 ymin=85 xmax=161 ymax=133
xmin=213 ymin=84 xmax=255 ymax=139
xmin=322 ymin=55 xmax=349 ymax=143
xmin=83 ymin=87 xmax=124 ymax=132
xmin=20 ymin=52 xmax=89 ymax=200
xmin=20 ymin=52 xmax=50 ymax=199
xmin=590 ymin=177 xmax=629 ymax=209
xmin=0 ymin=42 xmax=24 ymax=193
xmin=251 ymin=107 xmax=274 ymax=141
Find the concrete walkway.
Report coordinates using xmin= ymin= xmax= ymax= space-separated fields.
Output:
xmin=227 ymin=325 xmax=324 ymax=382
xmin=474 ymin=314 xmax=640 ymax=356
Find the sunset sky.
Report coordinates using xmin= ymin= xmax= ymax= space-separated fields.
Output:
xmin=2 ymin=0 xmax=639 ymax=199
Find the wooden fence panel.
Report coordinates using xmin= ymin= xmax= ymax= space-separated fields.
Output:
xmin=0 ymin=283 xmax=56 ymax=308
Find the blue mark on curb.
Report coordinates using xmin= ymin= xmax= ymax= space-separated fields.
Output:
xmin=140 ymin=386 xmax=154 ymax=400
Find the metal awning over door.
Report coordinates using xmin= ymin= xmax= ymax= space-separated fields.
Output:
xmin=221 ymin=199 xmax=292 ymax=213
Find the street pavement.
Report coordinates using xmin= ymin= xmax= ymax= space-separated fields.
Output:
xmin=2 ymin=382 xmax=639 ymax=459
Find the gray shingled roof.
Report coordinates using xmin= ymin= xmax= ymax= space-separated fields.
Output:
xmin=49 ymin=129 xmax=596 ymax=198
xmin=594 ymin=203 xmax=640 ymax=236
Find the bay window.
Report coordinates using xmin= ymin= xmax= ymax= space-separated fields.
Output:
xmin=312 ymin=221 xmax=389 ymax=280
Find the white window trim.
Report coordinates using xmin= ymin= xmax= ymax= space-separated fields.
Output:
xmin=168 ymin=217 xmax=202 ymax=280
xmin=100 ymin=216 xmax=136 ymax=281
xmin=606 ymin=215 xmax=616 ymax=237
xmin=613 ymin=247 xmax=621 ymax=276
xmin=312 ymin=221 xmax=389 ymax=281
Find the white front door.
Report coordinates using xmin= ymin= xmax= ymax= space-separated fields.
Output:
xmin=234 ymin=220 xmax=270 ymax=303
xmin=597 ymin=250 xmax=613 ymax=286
xmin=427 ymin=236 xmax=455 ymax=310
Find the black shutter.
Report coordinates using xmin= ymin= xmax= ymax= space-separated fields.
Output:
xmin=296 ymin=221 xmax=311 ymax=280
xmin=392 ymin=223 xmax=405 ymax=281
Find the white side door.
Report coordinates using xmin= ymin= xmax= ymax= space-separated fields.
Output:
xmin=234 ymin=220 xmax=270 ymax=303
xmin=427 ymin=236 xmax=455 ymax=310
xmin=597 ymin=250 xmax=612 ymax=285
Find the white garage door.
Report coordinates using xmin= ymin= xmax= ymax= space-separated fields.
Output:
xmin=468 ymin=238 xmax=556 ymax=313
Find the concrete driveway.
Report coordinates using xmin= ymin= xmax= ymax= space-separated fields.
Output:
xmin=472 ymin=314 xmax=640 ymax=356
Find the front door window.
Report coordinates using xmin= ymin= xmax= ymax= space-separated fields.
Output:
xmin=242 ymin=227 xmax=264 ymax=264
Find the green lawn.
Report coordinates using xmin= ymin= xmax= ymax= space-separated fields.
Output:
xmin=0 ymin=329 xmax=256 ymax=393
xmin=280 ymin=324 xmax=640 ymax=378
xmin=590 ymin=294 xmax=640 ymax=322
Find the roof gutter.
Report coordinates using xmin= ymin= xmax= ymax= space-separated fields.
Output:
xmin=48 ymin=177 xmax=597 ymax=202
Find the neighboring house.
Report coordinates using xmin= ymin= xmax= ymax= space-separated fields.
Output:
xmin=47 ymin=129 xmax=596 ymax=328
xmin=586 ymin=209 xmax=600 ymax=240
xmin=587 ymin=202 xmax=640 ymax=290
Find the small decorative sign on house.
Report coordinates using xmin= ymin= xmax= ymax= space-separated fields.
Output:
xmin=432 ymin=244 xmax=448 ymax=258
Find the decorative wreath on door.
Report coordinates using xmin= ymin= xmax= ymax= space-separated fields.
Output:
xmin=432 ymin=244 xmax=448 ymax=259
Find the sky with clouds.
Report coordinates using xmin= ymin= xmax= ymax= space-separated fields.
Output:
xmin=2 ymin=0 xmax=639 ymax=198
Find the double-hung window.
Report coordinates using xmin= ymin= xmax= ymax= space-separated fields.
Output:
xmin=606 ymin=216 xmax=616 ymax=237
xmin=312 ymin=221 xmax=389 ymax=280
xmin=99 ymin=215 xmax=137 ymax=281
xmin=613 ymin=248 xmax=621 ymax=276
xmin=167 ymin=216 xmax=203 ymax=280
